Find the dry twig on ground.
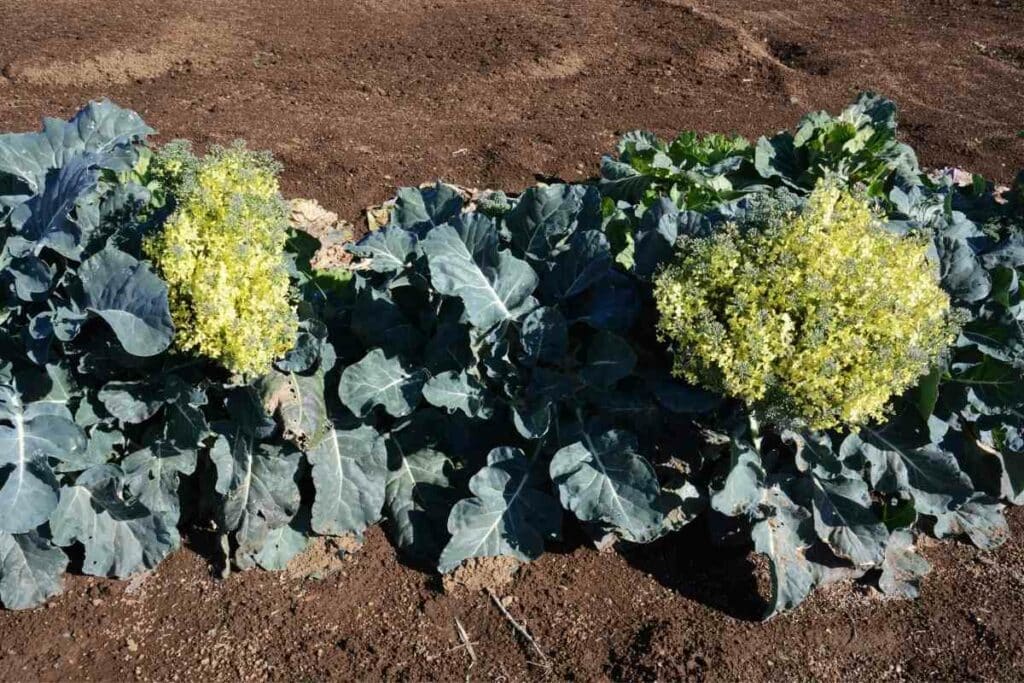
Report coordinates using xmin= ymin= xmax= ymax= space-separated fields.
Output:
xmin=486 ymin=588 xmax=550 ymax=668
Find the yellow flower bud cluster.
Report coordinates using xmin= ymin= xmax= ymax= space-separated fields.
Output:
xmin=145 ymin=143 xmax=298 ymax=377
xmin=654 ymin=183 xmax=958 ymax=430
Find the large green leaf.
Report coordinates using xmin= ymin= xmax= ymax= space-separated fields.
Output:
xmin=858 ymin=430 xmax=974 ymax=515
xmin=49 ymin=465 xmax=178 ymax=577
xmin=0 ymin=531 xmax=68 ymax=610
xmin=97 ymin=380 xmax=166 ymax=424
xmin=810 ymin=475 xmax=889 ymax=566
xmin=0 ymin=99 xmax=151 ymax=194
xmin=598 ymin=155 xmax=654 ymax=203
xmin=539 ymin=229 xmax=611 ymax=300
xmin=421 ymin=223 xmax=538 ymax=329
xmin=505 ymin=184 xmax=600 ymax=261
xmin=307 ymin=425 xmax=388 ymax=537
xmin=11 ymin=154 xmax=100 ymax=260
xmin=754 ymin=134 xmax=800 ymax=190
xmin=632 ymin=198 xmax=679 ymax=278
xmin=338 ymin=349 xmax=426 ymax=418
xmin=389 ymin=182 xmax=463 ymax=233
xmin=785 ymin=430 xmax=846 ymax=480
xmin=61 ymin=425 xmax=121 ymax=474
xmin=932 ymin=496 xmax=1009 ymax=550
xmin=518 ymin=306 xmax=568 ymax=367
xmin=550 ymin=428 xmax=663 ymax=543
xmin=76 ymin=247 xmax=173 ymax=357
xmin=421 ymin=370 xmax=491 ymax=419
xmin=121 ymin=402 xmax=205 ymax=520
xmin=949 ymin=357 xmax=1023 ymax=416
xmin=384 ymin=443 xmax=455 ymax=563
xmin=961 ymin=309 xmax=1024 ymax=367
xmin=438 ymin=448 xmax=561 ymax=572
xmin=710 ymin=440 xmax=765 ymax=518
xmin=210 ymin=434 xmax=301 ymax=559
xmin=349 ymin=226 xmax=417 ymax=273
xmin=936 ymin=235 xmax=991 ymax=303
xmin=0 ymin=386 xmax=85 ymax=533
xmin=5 ymin=254 xmax=54 ymax=302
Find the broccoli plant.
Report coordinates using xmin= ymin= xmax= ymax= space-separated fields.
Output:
xmin=0 ymin=103 xmax=337 ymax=609
xmin=612 ymin=95 xmax=1023 ymax=618
xmin=331 ymin=182 xmax=714 ymax=570
xmin=0 ymin=96 xmax=1019 ymax=621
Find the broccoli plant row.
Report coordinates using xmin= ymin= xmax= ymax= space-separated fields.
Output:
xmin=0 ymin=95 xmax=1020 ymax=618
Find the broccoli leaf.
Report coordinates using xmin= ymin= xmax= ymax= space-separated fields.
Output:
xmin=338 ymin=349 xmax=426 ymax=418
xmin=751 ymin=482 xmax=818 ymax=619
xmin=0 ymin=531 xmax=68 ymax=610
xmin=0 ymin=386 xmax=85 ymax=534
xmin=878 ymin=529 xmax=931 ymax=599
xmin=49 ymin=465 xmax=178 ymax=577
xmin=384 ymin=443 xmax=456 ymax=564
xmin=421 ymin=223 xmax=538 ymax=329
xmin=439 ymin=448 xmax=561 ymax=572
xmin=76 ymin=247 xmax=173 ymax=357
xmin=550 ymin=428 xmax=663 ymax=543
xmin=307 ymin=425 xmax=388 ymax=537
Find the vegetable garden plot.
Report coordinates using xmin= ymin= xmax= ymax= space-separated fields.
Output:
xmin=0 ymin=95 xmax=1020 ymax=618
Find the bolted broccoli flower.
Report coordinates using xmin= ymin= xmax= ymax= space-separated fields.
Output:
xmin=145 ymin=142 xmax=297 ymax=377
xmin=654 ymin=182 xmax=958 ymax=430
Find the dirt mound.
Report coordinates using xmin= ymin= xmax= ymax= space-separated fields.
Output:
xmin=2 ymin=17 xmax=240 ymax=87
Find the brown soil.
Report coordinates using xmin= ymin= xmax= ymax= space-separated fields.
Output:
xmin=1 ymin=0 xmax=1023 ymax=680
xmin=443 ymin=556 xmax=522 ymax=594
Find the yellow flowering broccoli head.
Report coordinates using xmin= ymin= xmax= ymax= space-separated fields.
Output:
xmin=654 ymin=183 xmax=958 ymax=430
xmin=144 ymin=142 xmax=298 ymax=377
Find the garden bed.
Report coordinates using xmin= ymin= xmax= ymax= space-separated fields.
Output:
xmin=1 ymin=0 xmax=1023 ymax=680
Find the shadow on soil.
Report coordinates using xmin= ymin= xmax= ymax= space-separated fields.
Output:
xmin=181 ymin=512 xmax=767 ymax=621
xmin=541 ymin=512 xmax=768 ymax=622
xmin=616 ymin=517 xmax=767 ymax=621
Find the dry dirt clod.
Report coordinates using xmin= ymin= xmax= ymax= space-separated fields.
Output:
xmin=283 ymin=536 xmax=356 ymax=580
xmin=288 ymin=197 xmax=355 ymax=269
xmin=442 ymin=556 xmax=522 ymax=594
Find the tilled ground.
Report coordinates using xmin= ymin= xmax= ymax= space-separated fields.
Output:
xmin=1 ymin=0 xmax=1023 ymax=680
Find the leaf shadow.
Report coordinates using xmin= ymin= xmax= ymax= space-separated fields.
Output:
xmin=183 ymin=527 xmax=230 ymax=578
xmin=615 ymin=515 xmax=768 ymax=622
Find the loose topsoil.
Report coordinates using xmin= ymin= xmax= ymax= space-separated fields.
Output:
xmin=1 ymin=1 xmax=1023 ymax=680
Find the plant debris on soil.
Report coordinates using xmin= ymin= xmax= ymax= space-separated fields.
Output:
xmin=0 ymin=0 xmax=1022 ymax=680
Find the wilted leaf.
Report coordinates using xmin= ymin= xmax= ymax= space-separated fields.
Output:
xmin=878 ymin=529 xmax=930 ymax=599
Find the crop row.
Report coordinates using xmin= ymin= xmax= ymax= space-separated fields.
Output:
xmin=0 ymin=95 xmax=1020 ymax=617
